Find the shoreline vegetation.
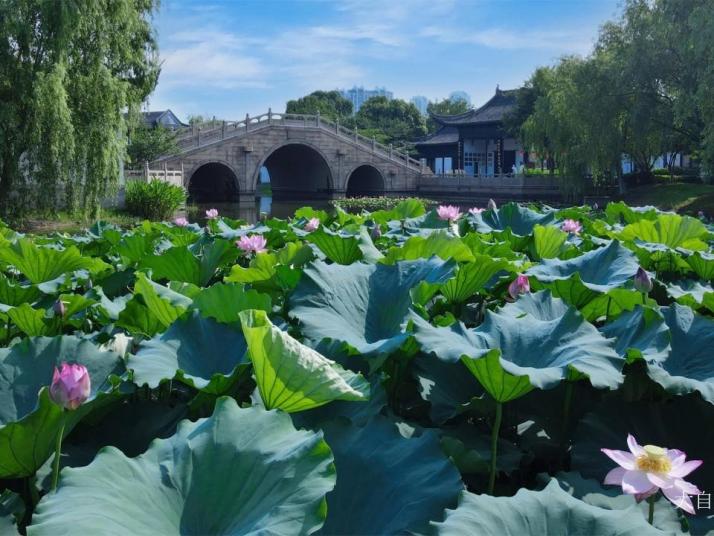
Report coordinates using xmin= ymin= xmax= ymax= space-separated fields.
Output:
xmin=10 ymin=182 xmax=714 ymax=235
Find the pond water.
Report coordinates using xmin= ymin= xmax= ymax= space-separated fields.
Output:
xmin=183 ymin=197 xmax=334 ymax=224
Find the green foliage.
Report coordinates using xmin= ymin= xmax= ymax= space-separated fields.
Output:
xmin=0 ymin=0 xmax=160 ymax=219
xmin=125 ymin=125 xmax=178 ymax=167
xmin=0 ymin=200 xmax=713 ymax=534
xmin=427 ymin=97 xmax=472 ymax=133
xmin=124 ymin=180 xmax=186 ymax=220
xmin=355 ymin=96 xmax=427 ymax=147
xmin=285 ymin=90 xmax=353 ymax=122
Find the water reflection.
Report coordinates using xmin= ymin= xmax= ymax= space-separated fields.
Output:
xmin=184 ymin=196 xmax=334 ymax=224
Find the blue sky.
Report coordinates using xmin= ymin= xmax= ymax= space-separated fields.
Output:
xmin=149 ymin=0 xmax=622 ymax=121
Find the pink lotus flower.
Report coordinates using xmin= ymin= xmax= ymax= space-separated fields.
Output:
xmin=602 ymin=434 xmax=703 ymax=514
xmin=561 ymin=219 xmax=582 ymax=234
xmin=305 ymin=218 xmax=320 ymax=232
xmin=49 ymin=363 xmax=90 ymax=410
xmin=174 ymin=217 xmax=189 ymax=227
xmin=487 ymin=198 xmax=497 ymax=211
xmin=508 ymin=274 xmax=530 ymax=299
xmin=205 ymin=208 xmax=219 ymax=219
xmin=236 ymin=234 xmax=267 ymax=254
xmin=634 ymin=267 xmax=653 ymax=293
xmin=469 ymin=207 xmax=485 ymax=215
xmin=437 ymin=205 xmax=462 ymax=222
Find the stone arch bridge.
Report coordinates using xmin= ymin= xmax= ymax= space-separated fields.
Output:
xmin=148 ymin=111 xmax=428 ymax=203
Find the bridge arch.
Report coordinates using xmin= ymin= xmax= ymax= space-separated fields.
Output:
xmin=187 ymin=161 xmax=240 ymax=202
xmin=345 ymin=164 xmax=386 ymax=196
xmin=253 ymin=141 xmax=334 ymax=199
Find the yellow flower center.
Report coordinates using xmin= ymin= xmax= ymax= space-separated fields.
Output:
xmin=636 ymin=445 xmax=672 ymax=473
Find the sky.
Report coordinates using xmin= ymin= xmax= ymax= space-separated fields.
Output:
xmin=148 ymin=0 xmax=622 ymax=121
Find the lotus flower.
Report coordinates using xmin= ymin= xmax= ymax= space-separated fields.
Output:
xmin=469 ymin=207 xmax=484 ymax=215
xmin=487 ymin=198 xmax=497 ymax=211
xmin=508 ymin=274 xmax=530 ymax=299
xmin=49 ymin=363 xmax=91 ymax=410
xmin=205 ymin=208 xmax=219 ymax=219
xmin=602 ymin=434 xmax=703 ymax=514
xmin=53 ymin=300 xmax=66 ymax=317
xmin=305 ymin=218 xmax=320 ymax=232
xmin=437 ymin=205 xmax=462 ymax=222
xmin=634 ymin=267 xmax=653 ymax=293
xmin=236 ymin=234 xmax=267 ymax=254
xmin=174 ymin=217 xmax=189 ymax=227
xmin=561 ymin=219 xmax=582 ymax=234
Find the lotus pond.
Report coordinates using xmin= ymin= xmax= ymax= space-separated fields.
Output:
xmin=1 ymin=200 xmax=714 ymax=535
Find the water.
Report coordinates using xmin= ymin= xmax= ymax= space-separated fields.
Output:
xmin=184 ymin=196 xmax=333 ymax=223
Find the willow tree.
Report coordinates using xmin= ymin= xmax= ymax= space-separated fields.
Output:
xmin=0 ymin=0 xmax=160 ymax=219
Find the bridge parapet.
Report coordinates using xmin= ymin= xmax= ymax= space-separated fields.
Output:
xmin=168 ymin=111 xmax=425 ymax=173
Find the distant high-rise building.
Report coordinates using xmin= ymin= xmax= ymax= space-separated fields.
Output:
xmin=449 ymin=91 xmax=471 ymax=106
xmin=340 ymin=86 xmax=393 ymax=113
xmin=410 ymin=96 xmax=429 ymax=116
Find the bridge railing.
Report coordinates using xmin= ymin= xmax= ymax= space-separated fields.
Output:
xmin=169 ymin=111 xmax=424 ymax=172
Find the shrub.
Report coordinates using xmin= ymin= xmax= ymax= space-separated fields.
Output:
xmin=124 ymin=180 xmax=186 ymax=220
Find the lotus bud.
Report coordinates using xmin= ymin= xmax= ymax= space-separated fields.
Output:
xmin=305 ymin=218 xmax=320 ymax=232
xmin=371 ymin=225 xmax=382 ymax=239
xmin=633 ymin=267 xmax=653 ymax=293
xmin=53 ymin=300 xmax=66 ymax=317
xmin=205 ymin=208 xmax=219 ymax=219
xmin=174 ymin=217 xmax=189 ymax=227
xmin=487 ymin=198 xmax=497 ymax=211
xmin=508 ymin=274 xmax=530 ymax=299
xmin=49 ymin=363 xmax=91 ymax=410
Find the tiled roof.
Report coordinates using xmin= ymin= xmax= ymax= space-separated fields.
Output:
xmin=414 ymin=126 xmax=459 ymax=146
xmin=431 ymin=88 xmax=517 ymax=126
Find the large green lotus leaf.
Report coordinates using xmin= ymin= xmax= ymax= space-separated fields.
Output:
xmin=432 ymin=479 xmax=663 ymax=536
xmin=527 ymin=240 xmax=639 ymax=292
xmin=191 ymin=282 xmax=271 ymax=323
xmin=531 ymin=223 xmax=568 ymax=259
xmin=28 ymin=398 xmax=336 ymax=536
xmin=113 ymin=232 xmax=157 ymax=265
xmin=140 ymin=245 xmax=201 ymax=285
xmin=382 ymin=231 xmax=475 ymax=264
xmin=644 ymin=305 xmax=714 ymax=403
xmin=572 ymin=395 xmax=714 ymax=498
xmin=7 ymin=303 xmax=57 ymax=336
xmin=469 ymin=202 xmax=556 ymax=236
xmin=605 ymin=201 xmax=659 ymax=225
xmin=543 ymin=472 xmax=684 ymax=534
xmin=118 ymin=272 xmax=191 ymax=334
xmin=131 ymin=311 xmax=248 ymax=393
xmin=412 ymin=352 xmax=484 ymax=423
xmin=306 ymin=227 xmax=363 ymax=265
xmin=289 ymin=258 xmax=455 ymax=356
xmin=686 ymin=251 xmax=714 ymax=280
xmin=618 ymin=213 xmax=709 ymax=250
xmin=0 ymin=336 xmax=124 ymax=478
xmin=666 ymin=280 xmax=714 ymax=313
xmin=318 ymin=417 xmax=462 ymax=535
xmin=239 ymin=309 xmax=369 ymax=412
xmin=440 ymin=255 xmax=512 ymax=303
xmin=599 ymin=306 xmax=671 ymax=362
xmin=414 ymin=291 xmax=623 ymax=402
xmin=440 ymin=422 xmax=523 ymax=475
xmin=0 ymin=238 xmax=93 ymax=291
xmin=579 ymin=289 xmax=659 ymax=322
xmin=0 ymin=273 xmax=39 ymax=310
xmin=371 ymin=198 xmax=426 ymax=224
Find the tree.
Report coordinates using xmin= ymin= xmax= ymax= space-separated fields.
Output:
xmin=355 ymin=97 xmax=427 ymax=148
xmin=285 ymin=91 xmax=353 ymax=123
xmin=426 ymin=98 xmax=471 ymax=133
xmin=0 ymin=0 xmax=160 ymax=219
xmin=126 ymin=125 xmax=178 ymax=168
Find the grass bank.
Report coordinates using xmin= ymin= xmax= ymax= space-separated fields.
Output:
xmin=617 ymin=182 xmax=714 ymax=216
